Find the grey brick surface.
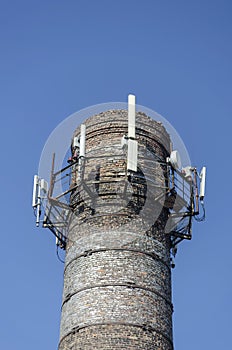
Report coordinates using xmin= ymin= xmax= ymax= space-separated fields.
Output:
xmin=59 ymin=110 xmax=173 ymax=349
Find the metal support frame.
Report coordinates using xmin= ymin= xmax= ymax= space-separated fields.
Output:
xmin=42 ymin=153 xmax=80 ymax=248
xmin=36 ymin=148 xmax=201 ymax=251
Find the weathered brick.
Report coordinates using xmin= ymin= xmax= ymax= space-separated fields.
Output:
xmin=59 ymin=110 xmax=173 ymax=350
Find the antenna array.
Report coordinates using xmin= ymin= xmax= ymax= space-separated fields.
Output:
xmin=32 ymin=95 xmax=206 ymax=254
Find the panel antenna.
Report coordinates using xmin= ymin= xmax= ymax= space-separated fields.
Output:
xmin=127 ymin=94 xmax=138 ymax=172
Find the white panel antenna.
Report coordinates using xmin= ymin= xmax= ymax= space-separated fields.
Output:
xmin=73 ymin=136 xmax=80 ymax=148
xmin=77 ymin=124 xmax=86 ymax=180
xmin=128 ymin=94 xmax=136 ymax=139
xmin=40 ymin=179 xmax=48 ymax=195
xmin=168 ymin=150 xmax=182 ymax=170
xmin=32 ymin=175 xmax=39 ymax=207
xmin=127 ymin=139 xmax=138 ymax=172
xmin=32 ymin=176 xmax=49 ymax=226
xmin=121 ymin=135 xmax=128 ymax=148
xmin=127 ymin=94 xmax=138 ymax=172
xmin=199 ymin=166 xmax=206 ymax=200
xmin=79 ymin=124 xmax=86 ymax=158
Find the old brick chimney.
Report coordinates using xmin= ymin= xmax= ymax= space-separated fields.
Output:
xmin=58 ymin=109 xmax=173 ymax=350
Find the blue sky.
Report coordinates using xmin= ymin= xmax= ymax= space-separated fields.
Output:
xmin=1 ymin=1 xmax=231 ymax=349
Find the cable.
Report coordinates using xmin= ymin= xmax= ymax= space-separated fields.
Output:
xmin=33 ymin=207 xmax=37 ymax=217
xmin=194 ymin=200 xmax=206 ymax=222
xmin=56 ymin=245 xmax=65 ymax=263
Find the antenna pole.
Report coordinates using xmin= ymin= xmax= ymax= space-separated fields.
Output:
xmin=48 ymin=153 xmax=55 ymax=199
xmin=193 ymin=168 xmax=199 ymax=214
xmin=78 ymin=124 xmax=86 ymax=181
xmin=36 ymin=182 xmax=41 ymax=226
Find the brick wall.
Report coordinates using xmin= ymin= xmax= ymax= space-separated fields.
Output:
xmin=58 ymin=110 xmax=174 ymax=349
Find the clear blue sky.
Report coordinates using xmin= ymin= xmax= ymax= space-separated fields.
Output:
xmin=1 ymin=1 xmax=231 ymax=349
